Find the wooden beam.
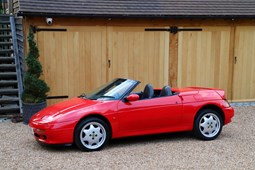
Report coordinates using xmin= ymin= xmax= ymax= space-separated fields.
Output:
xmin=24 ymin=16 xmax=255 ymax=27
xmin=169 ymin=33 xmax=178 ymax=87
xmin=228 ymin=26 xmax=236 ymax=101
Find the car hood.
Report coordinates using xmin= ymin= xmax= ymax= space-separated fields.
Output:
xmin=31 ymin=98 xmax=108 ymax=124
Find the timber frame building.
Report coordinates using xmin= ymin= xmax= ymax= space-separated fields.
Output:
xmin=15 ymin=0 xmax=255 ymax=104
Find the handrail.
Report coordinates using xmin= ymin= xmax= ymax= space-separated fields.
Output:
xmin=10 ymin=16 xmax=23 ymax=114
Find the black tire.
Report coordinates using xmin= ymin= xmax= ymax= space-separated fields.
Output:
xmin=193 ymin=109 xmax=223 ymax=140
xmin=74 ymin=117 xmax=111 ymax=151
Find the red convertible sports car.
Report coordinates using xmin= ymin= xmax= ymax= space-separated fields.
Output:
xmin=30 ymin=78 xmax=234 ymax=151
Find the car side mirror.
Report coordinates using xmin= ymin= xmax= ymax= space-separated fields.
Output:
xmin=125 ymin=94 xmax=139 ymax=102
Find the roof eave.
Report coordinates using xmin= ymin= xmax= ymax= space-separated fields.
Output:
xmin=17 ymin=11 xmax=255 ymax=19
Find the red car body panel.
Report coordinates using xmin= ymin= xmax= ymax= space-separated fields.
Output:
xmin=29 ymin=84 xmax=234 ymax=145
xmin=113 ymin=95 xmax=183 ymax=138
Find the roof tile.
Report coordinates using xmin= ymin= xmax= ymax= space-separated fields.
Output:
xmin=18 ymin=0 xmax=255 ymax=18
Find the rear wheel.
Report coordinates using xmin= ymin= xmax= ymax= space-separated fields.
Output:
xmin=75 ymin=117 xmax=110 ymax=151
xmin=193 ymin=109 xmax=223 ymax=140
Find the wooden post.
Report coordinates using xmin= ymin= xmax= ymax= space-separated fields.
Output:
xmin=169 ymin=33 xmax=178 ymax=87
xmin=228 ymin=26 xmax=236 ymax=101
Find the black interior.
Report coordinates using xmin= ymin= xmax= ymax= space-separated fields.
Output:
xmin=141 ymin=84 xmax=154 ymax=99
xmin=159 ymin=86 xmax=173 ymax=97
xmin=134 ymin=84 xmax=175 ymax=100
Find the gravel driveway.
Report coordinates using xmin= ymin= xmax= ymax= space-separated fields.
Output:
xmin=0 ymin=106 xmax=254 ymax=170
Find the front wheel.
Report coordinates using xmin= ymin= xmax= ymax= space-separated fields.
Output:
xmin=193 ymin=109 xmax=223 ymax=140
xmin=74 ymin=117 xmax=110 ymax=151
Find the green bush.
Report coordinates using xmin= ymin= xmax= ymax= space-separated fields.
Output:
xmin=22 ymin=27 xmax=50 ymax=103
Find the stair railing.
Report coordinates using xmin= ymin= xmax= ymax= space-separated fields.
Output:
xmin=10 ymin=16 xmax=23 ymax=114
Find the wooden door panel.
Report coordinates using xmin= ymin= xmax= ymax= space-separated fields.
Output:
xmin=108 ymin=27 xmax=169 ymax=90
xmin=37 ymin=26 xmax=107 ymax=105
xmin=233 ymin=27 xmax=255 ymax=101
xmin=177 ymin=27 xmax=232 ymax=98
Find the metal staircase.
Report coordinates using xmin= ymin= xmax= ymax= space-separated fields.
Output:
xmin=0 ymin=15 xmax=23 ymax=116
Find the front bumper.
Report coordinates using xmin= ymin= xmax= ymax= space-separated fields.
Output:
xmin=223 ymin=107 xmax=234 ymax=125
xmin=29 ymin=121 xmax=76 ymax=144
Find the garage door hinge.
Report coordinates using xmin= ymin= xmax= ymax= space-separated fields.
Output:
xmin=31 ymin=25 xmax=67 ymax=33
xmin=145 ymin=26 xmax=202 ymax=34
xmin=47 ymin=95 xmax=68 ymax=99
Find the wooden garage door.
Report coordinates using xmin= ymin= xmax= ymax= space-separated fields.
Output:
xmin=108 ymin=27 xmax=169 ymax=90
xmin=177 ymin=27 xmax=232 ymax=98
xmin=37 ymin=26 xmax=107 ymax=105
xmin=232 ymin=27 xmax=255 ymax=101
xmin=37 ymin=26 xmax=169 ymax=105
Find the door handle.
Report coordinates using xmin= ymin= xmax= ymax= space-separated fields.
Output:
xmin=108 ymin=59 xmax=111 ymax=68
xmin=234 ymin=56 xmax=237 ymax=64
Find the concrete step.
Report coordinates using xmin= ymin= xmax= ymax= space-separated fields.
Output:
xmin=0 ymin=21 xmax=10 ymax=24
xmin=0 ymin=35 xmax=12 ymax=39
xmin=0 ymin=49 xmax=13 ymax=54
xmin=0 ymin=106 xmax=20 ymax=114
xmin=0 ymin=72 xmax=17 ymax=78
xmin=0 ymin=57 xmax=15 ymax=63
xmin=0 ymin=97 xmax=19 ymax=104
xmin=0 ymin=28 xmax=11 ymax=32
xmin=0 ymin=15 xmax=10 ymax=19
xmin=0 ymin=42 xmax=12 ymax=46
xmin=0 ymin=80 xmax=18 ymax=86
xmin=0 ymin=64 xmax=16 ymax=70
xmin=0 ymin=89 xmax=18 ymax=95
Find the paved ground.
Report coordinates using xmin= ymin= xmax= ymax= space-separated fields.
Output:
xmin=0 ymin=106 xmax=254 ymax=170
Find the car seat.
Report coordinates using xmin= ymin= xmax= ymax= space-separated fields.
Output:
xmin=142 ymin=84 xmax=154 ymax=99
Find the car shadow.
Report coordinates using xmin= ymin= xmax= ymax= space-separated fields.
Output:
xmin=107 ymin=132 xmax=194 ymax=149
xmin=35 ymin=132 xmax=194 ymax=152
xmin=35 ymin=141 xmax=78 ymax=152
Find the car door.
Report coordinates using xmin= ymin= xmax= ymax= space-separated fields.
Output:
xmin=115 ymin=95 xmax=182 ymax=136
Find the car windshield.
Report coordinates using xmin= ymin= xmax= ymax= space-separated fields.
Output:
xmin=85 ymin=78 xmax=139 ymax=100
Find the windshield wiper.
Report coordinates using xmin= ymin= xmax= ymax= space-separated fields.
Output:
xmin=98 ymin=95 xmax=115 ymax=99
xmin=78 ymin=93 xmax=87 ymax=98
